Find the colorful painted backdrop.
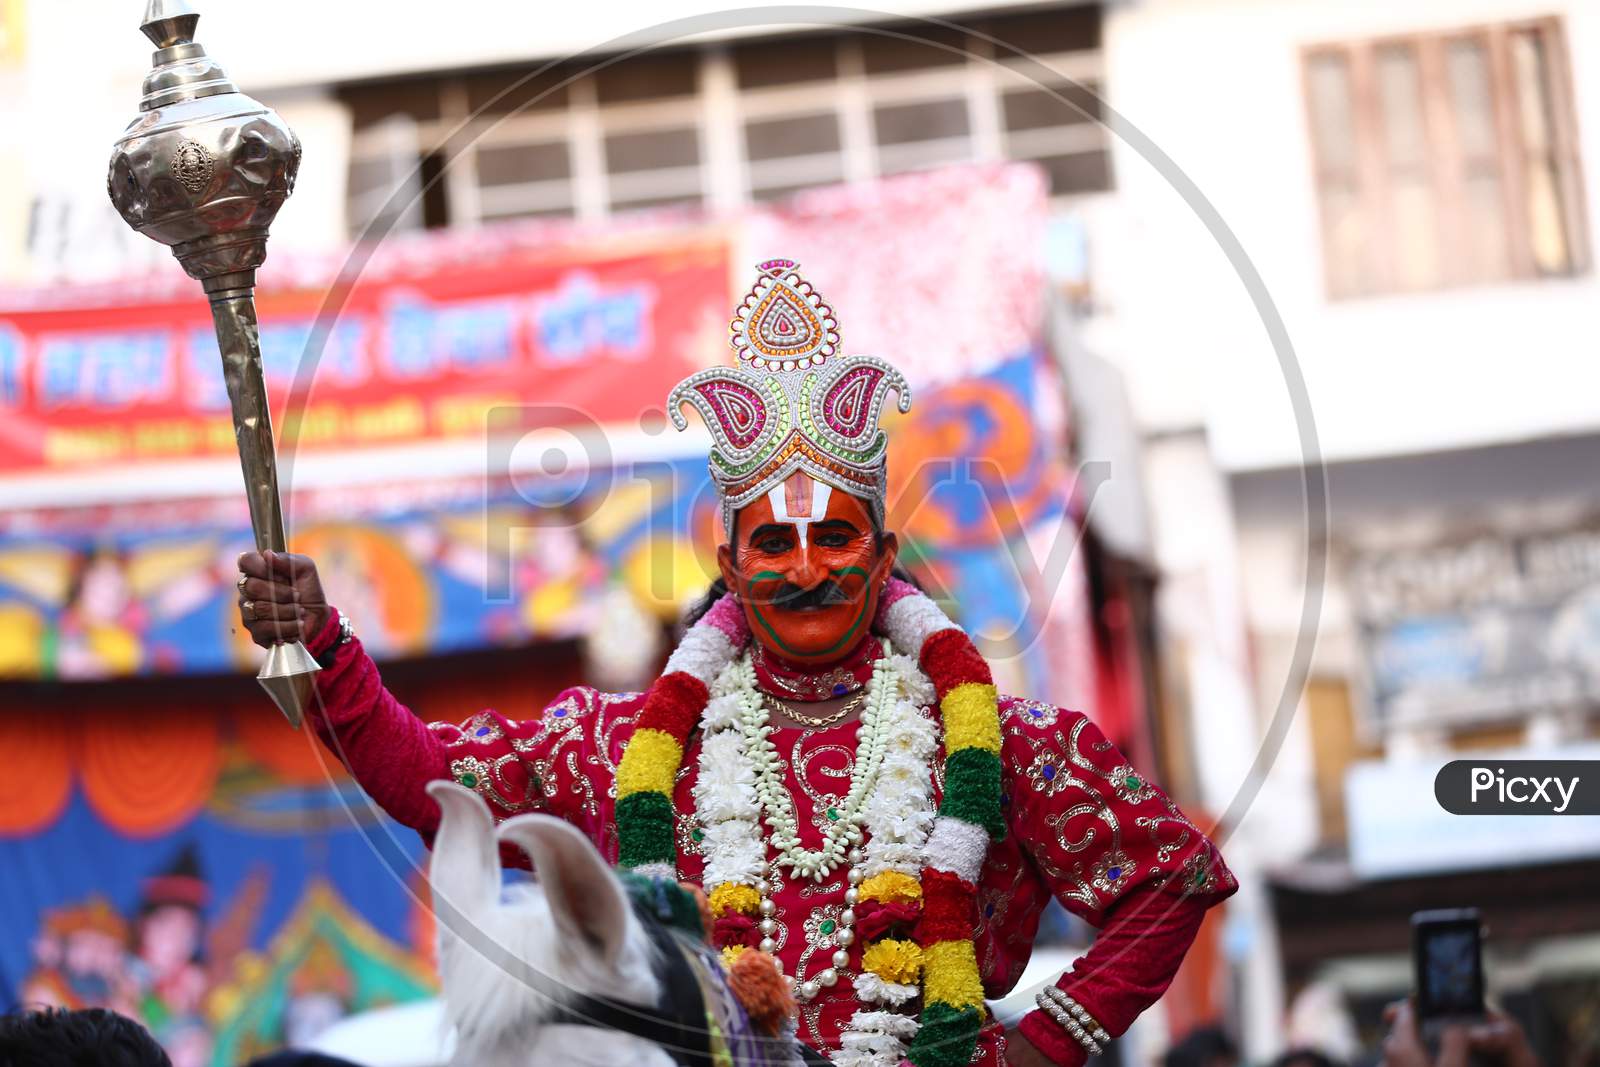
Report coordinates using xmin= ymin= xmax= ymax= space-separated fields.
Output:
xmin=0 ymin=704 xmax=435 ymax=1067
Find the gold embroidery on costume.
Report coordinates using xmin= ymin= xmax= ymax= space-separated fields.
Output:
xmin=799 ymin=876 xmax=846 ymax=900
xmin=676 ymin=806 xmax=704 ymax=859
xmin=1178 ymin=848 xmax=1226 ymax=895
xmin=527 ymin=758 xmax=556 ymax=801
xmin=1135 ymin=807 xmax=1195 ymax=864
xmin=796 ymin=740 xmax=853 ymax=833
xmin=1090 ymin=848 xmax=1138 ymax=895
xmin=595 ymin=691 xmax=642 ymax=794
xmin=564 ymin=750 xmax=596 ymax=818
xmin=1107 ymin=763 xmax=1159 ymax=805
xmin=450 ymin=755 xmax=490 ymax=791
xmin=449 ymin=753 xmax=540 ymax=813
xmin=1010 ymin=714 xmax=1167 ymax=912
xmin=1025 ymin=750 xmax=1076 ymax=796
xmin=1005 ymin=698 xmax=1059 ymax=729
xmin=796 ymin=901 xmax=849 ymax=1017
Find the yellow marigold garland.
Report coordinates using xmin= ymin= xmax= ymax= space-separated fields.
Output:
xmin=921 ymin=940 xmax=986 ymax=1009
xmin=940 ymin=682 xmax=1002 ymax=755
xmin=614 ymin=727 xmax=683 ymax=798
xmin=709 ymin=882 xmax=761 ymax=918
xmin=859 ymin=870 xmax=923 ymax=906
xmin=861 ymin=938 xmax=924 ymax=985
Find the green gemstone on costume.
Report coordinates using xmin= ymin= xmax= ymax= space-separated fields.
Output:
xmin=458 ymin=773 xmax=478 ymax=787
xmin=1126 ymin=774 xmax=1142 ymax=789
xmin=691 ymin=828 xmax=705 ymax=842
xmin=826 ymin=806 xmax=840 ymax=821
xmin=820 ymin=918 xmax=836 ymax=934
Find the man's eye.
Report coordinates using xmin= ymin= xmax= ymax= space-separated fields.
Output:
xmin=816 ymin=533 xmax=850 ymax=548
xmin=758 ymin=537 xmax=791 ymax=553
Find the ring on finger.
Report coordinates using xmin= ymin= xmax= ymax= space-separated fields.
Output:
xmin=237 ymin=573 xmax=248 ymax=592
xmin=242 ymin=600 xmax=256 ymax=619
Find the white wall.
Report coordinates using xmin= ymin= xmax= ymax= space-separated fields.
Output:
xmin=1097 ymin=0 xmax=1600 ymax=470
xmin=1 ymin=4 xmax=355 ymax=284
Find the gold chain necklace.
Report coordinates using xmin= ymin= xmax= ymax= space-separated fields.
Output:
xmin=760 ymin=690 xmax=867 ymax=729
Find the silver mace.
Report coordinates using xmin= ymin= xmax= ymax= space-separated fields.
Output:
xmin=107 ymin=0 xmax=318 ymax=726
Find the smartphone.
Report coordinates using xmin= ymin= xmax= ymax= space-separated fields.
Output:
xmin=1412 ymin=908 xmax=1486 ymax=1034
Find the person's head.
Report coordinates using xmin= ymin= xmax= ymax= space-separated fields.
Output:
xmin=670 ymin=260 xmax=912 ymax=664
xmin=0 ymin=1007 xmax=171 ymax=1067
xmin=716 ymin=472 xmax=898 ymax=664
xmin=1271 ymin=1050 xmax=1344 ymax=1067
xmin=1164 ymin=1025 xmax=1240 ymax=1067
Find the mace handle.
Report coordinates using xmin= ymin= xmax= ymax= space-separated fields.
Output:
xmin=208 ymin=288 xmax=320 ymax=727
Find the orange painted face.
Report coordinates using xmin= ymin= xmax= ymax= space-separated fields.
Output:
xmin=718 ymin=474 xmax=898 ymax=664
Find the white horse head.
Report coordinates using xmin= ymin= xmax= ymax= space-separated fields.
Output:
xmin=426 ymin=779 xmax=675 ymax=1067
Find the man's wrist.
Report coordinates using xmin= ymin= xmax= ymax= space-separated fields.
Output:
xmin=305 ymin=606 xmax=343 ymax=658
xmin=1019 ymin=1008 xmax=1090 ymax=1067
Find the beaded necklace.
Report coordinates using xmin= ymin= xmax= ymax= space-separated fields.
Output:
xmin=615 ymin=585 xmax=1003 ymax=1067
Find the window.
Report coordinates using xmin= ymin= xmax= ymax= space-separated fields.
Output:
xmin=337 ymin=7 xmax=1114 ymax=233
xmin=1304 ymin=19 xmax=1588 ymax=298
xmin=999 ymin=79 xmax=1111 ymax=198
xmin=744 ymin=113 xmax=846 ymax=199
xmin=346 ymin=115 xmax=430 ymax=233
xmin=873 ymin=98 xmax=971 ymax=175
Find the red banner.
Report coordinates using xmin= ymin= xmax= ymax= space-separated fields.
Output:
xmin=0 ymin=236 xmax=730 ymax=473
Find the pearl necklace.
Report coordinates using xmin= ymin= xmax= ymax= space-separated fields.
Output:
xmin=729 ymin=654 xmax=928 ymax=1004
xmin=736 ymin=655 xmax=896 ymax=884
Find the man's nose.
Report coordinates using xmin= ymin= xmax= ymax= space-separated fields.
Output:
xmin=786 ymin=547 xmax=825 ymax=588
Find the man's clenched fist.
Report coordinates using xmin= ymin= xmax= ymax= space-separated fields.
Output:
xmin=236 ymin=550 xmax=330 ymax=649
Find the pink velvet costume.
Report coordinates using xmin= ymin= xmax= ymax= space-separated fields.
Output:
xmin=301 ymin=591 xmax=1235 ymax=1066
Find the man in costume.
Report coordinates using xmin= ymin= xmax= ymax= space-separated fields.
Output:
xmin=237 ymin=260 xmax=1236 ymax=1066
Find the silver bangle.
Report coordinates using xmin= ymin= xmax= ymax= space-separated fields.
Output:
xmin=1044 ymin=987 xmax=1111 ymax=1045
xmin=1036 ymin=992 xmax=1104 ymax=1056
xmin=336 ymin=613 xmax=355 ymax=646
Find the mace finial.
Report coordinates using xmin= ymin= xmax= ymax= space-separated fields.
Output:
xmin=140 ymin=0 xmax=200 ymax=49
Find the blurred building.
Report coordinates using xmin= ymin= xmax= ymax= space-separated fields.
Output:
xmin=1096 ymin=2 xmax=1600 ymax=1065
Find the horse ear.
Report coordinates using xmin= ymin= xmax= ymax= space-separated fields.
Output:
xmin=496 ymin=814 xmax=633 ymax=968
xmin=426 ymin=780 xmax=502 ymax=929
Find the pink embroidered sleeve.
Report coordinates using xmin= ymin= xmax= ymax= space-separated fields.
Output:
xmin=999 ymin=700 xmax=1237 ymax=1065
xmin=302 ymin=608 xmax=621 ymax=862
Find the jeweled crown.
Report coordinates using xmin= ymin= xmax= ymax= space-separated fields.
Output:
xmin=669 ymin=260 xmax=911 ymax=533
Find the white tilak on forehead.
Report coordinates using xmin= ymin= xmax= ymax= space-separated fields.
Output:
xmin=766 ymin=478 xmax=832 ymax=550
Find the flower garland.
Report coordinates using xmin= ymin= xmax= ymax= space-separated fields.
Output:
xmin=699 ymin=653 xmax=930 ymax=1019
xmin=614 ymin=581 xmax=1001 ymax=1067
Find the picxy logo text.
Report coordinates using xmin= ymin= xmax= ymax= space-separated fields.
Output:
xmin=1434 ymin=759 xmax=1599 ymax=815
xmin=1469 ymin=767 xmax=1578 ymax=812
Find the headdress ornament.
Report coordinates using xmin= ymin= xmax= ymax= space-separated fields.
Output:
xmin=669 ymin=259 xmax=911 ymax=532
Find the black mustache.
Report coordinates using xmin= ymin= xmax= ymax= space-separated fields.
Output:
xmin=767 ymin=581 xmax=851 ymax=609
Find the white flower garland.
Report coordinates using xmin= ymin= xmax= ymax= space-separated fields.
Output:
xmin=741 ymin=654 xmax=897 ymax=881
xmin=695 ymin=649 xmax=940 ymax=1066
